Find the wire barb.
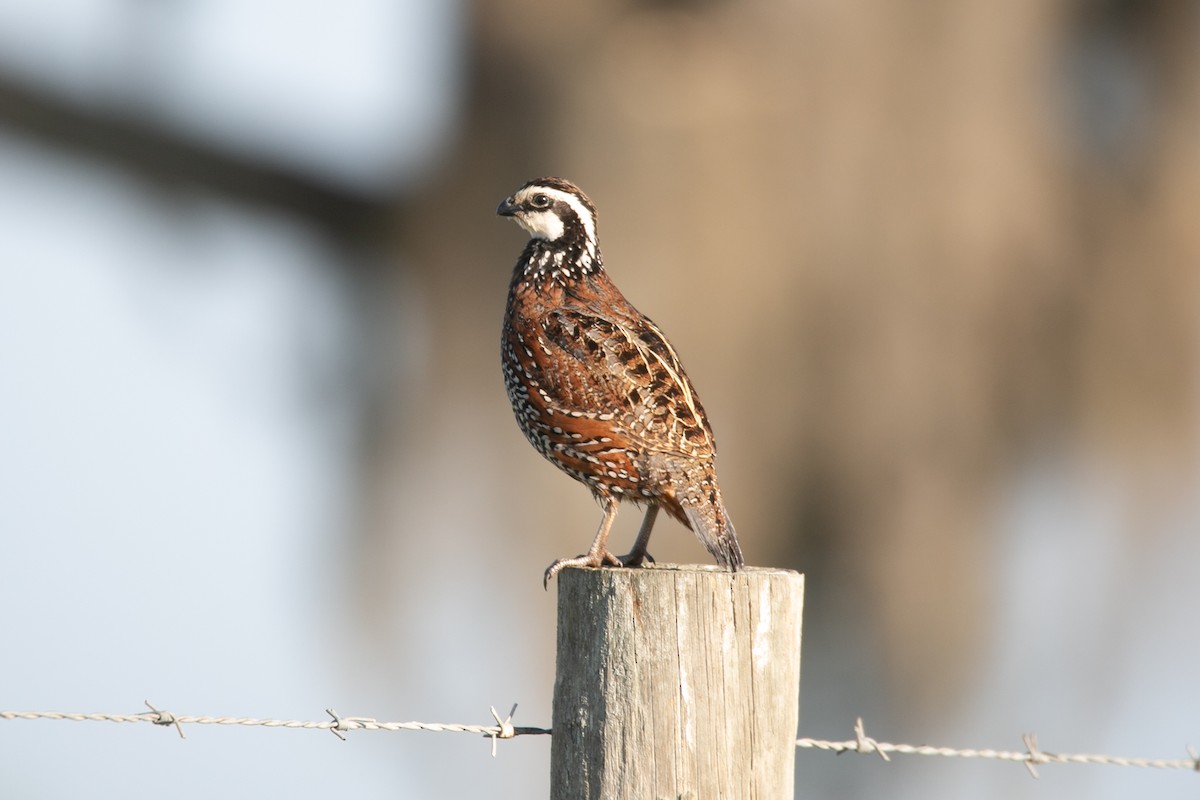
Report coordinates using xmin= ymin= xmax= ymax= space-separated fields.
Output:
xmin=488 ymin=704 xmax=519 ymax=757
xmin=1022 ymin=733 xmax=1048 ymax=778
xmin=142 ymin=700 xmax=185 ymax=740
xmin=853 ymin=716 xmax=889 ymax=762
xmin=325 ymin=708 xmax=349 ymax=741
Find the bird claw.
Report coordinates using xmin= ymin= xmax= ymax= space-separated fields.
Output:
xmin=542 ymin=550 xmax=622 ymax=589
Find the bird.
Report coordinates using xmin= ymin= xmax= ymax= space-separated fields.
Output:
xmin=497 ymin=176 xmax=744 ymax=587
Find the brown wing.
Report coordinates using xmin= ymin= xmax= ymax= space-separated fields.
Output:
xmin=537 ymin=307 xmax=716 ymax=460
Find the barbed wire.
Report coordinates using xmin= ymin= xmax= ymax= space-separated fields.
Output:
xmin=0 ymin=702 xmax=550 ymax=757
xmin=3 ymin=704 xmax=1197 ymax=776
xmin=796 ymin=717 xmax=1200 ymax=777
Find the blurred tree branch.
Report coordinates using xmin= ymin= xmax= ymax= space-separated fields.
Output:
xmin=0 ymin=71 xmax=389 ymax=248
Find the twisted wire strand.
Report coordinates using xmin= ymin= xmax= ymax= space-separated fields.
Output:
xmin=3 ymin=707 xmax=1196 ymax=775
xmin=0 ymin=704 xmax=551 ymax=745
xmin=795 ymin=737 xmax=1200 ymax=769
xmin=796 ymin=717 xmax=1200 ymax=776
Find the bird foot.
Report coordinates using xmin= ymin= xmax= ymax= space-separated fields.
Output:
xmin=617 ymin=549 xmax=655 ymax=568
xmin=543 ymin=550 xmax=622 ymax=589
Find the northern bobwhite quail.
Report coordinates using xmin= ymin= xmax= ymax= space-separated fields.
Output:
xmin=498 ymin=177 xmax=744 ymax=586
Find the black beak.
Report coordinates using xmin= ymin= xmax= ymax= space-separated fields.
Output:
xmin=496 ymin=196 xmax=520 ymax=217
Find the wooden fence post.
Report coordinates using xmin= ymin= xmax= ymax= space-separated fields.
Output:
xmin=549 ymin=564 xmax=804 ymax=799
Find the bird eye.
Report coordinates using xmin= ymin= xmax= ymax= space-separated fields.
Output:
xmin=530 ymin=194 xmax=550 ymax=209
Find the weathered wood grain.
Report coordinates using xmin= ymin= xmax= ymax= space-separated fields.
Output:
xmin=550 ymin=564 xmax=804 ymax=799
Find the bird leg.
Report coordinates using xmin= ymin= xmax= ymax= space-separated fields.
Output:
xmin=618 ymin=503 xmax=658 ymax=567
xmin=543 ymin=496 xmax=622 ymax=589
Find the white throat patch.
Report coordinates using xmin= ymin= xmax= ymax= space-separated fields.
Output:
xmin=516 ymin=209 xmax=565 ymax=241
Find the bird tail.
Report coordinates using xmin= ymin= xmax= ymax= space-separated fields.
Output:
xmin=683 ymin=497 xmax=744 ymax=571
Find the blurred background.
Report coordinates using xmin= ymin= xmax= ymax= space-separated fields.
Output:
xmin=1 ymin=0 xmax=1197 ymax=797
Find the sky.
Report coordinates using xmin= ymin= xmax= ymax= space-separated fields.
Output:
xmin=0 ymin=2 xmax=463 ymax=796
